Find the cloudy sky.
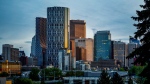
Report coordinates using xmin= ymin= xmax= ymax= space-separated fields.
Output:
xmin=0 ymin=0 xmax=143 ymax=56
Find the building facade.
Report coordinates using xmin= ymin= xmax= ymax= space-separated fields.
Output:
xmin=58 ymin=48 xmax=71 ymax=70
xmin=76 ymin=47 xmax=86 ymax=61
xmin=19 ymin=51 xmax=26 ymax=57
xmin=31 ymin=35 xmax=36 ymax=57
xmin=94 ymin=31 xmax=111 ymax=61
xmin=129 ymin=36 xmax=140 ymax=44
xmin=19 ymin=56 xmax=28 ymax=66
xmin=75 ymin=38 xmax=94 ymax=61
xmin=32 ymin=17 xmax=47 ymax=66
xmin=126 ymin=43 xmax=137 ymax=67
xmin=10 ymin=48 xmax=19 ymax=61
xmin=0 ymin=60 xmax=21 ymax=75
xmin=2 ymin=44 xmax=13 ymax=61
xmin=2 ymin=44 xmax=19 ymax=61
xmin=91 ymin=59 xmax=117 ymax=69
xmin=47 ymin=7 xmax=70 ymax=67
xmin=112 ymin=41 xmax=126 ymax=67
xmin=70 ymin=20 xmax=86 ymax=57
xmin=70 ymin=20 xmax=86 ymax=39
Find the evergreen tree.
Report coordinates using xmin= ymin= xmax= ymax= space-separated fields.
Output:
xmin=98 ymin=70 xmax=110 ymax=84
xmin=111 ymin=73 xmax=123 ymax=84
xmin=126 ymin=0 xmax=150 ymax=83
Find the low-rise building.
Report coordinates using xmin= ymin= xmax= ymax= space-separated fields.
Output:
xmin=0 ymin=60 xmax=21 ymax=75
xmin=58 ymin=48 xmax=71 ymax=70
xmin=19 ymin=56 xmax=28 ymax=66
xmin=91 ymin=59 xmax=117 ymax=70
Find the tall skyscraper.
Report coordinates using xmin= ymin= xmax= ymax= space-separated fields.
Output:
xmin=94 ymin=31 xmax=111 ymax=61
xmin=70 ymin=20 xmax=86 ymax=57
xmin=31 ymin=35 xmax=36 ymax=57
xmin=47 ymin=7 xmax=70 ymax=67
xmin=75 ymin=38 xmax=94 ymax=61
xmin=112 ymin=41 xmax=126 ymax=67
xmin=31 ymin=17 xmax=47 ymax=66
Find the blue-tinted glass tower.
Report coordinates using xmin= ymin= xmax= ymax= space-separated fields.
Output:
xmin=129 ymin=36 xmax=140 ymax=44
xmin=31 ymin=17 xmax=47 ymax=66
xmin=94 ymin=31 xmax=111 ymax=61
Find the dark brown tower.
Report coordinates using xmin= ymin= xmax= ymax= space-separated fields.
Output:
xmin=70 ymin=20 xmax=86 ymax=39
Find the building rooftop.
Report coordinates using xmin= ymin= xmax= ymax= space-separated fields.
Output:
xmin=70 ymin=20 xmax=86 ymax=24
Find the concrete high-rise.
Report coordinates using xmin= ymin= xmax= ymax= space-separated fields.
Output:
xmin=126 ymin=43 xmax=137 ymax=67
xmin=2 ymin=44 xmax=13 ymax=61
xmin=2 ymin=44 xmax=19 ymax=61
xmin=47 ymin=7 xmax=70 ymax=67
xmin=112 ymin=41 xmax=126 ymax=67
xmin=75 ymin=38 xmax=94 ymax=62
xmin=11 ymin=48 xmax=19 ymax=61
xmin=126 ymin=36 xmax=140 ymax=67
xmin=70 ymin=20 xmax=86 ymax=57
xmin=94 ymin=31 xmax=111 ymax=61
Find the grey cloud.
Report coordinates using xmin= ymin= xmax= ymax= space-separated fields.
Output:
xmin=25 ymin=41 xmax=32 ymax=43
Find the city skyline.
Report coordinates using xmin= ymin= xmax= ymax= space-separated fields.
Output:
xmin=0 ymin=0 xmax=143 ymax=56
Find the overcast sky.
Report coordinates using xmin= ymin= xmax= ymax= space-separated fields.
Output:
xmin=0 ymin=0 xmax=143 ymax=56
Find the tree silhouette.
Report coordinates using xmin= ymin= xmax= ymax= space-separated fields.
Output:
xmin=41 ymin=67 xmax=62 ymax=80
xmin=0 ymin=72 xmax=9 ymax=77
xmin=128 ymin=77 xmax=133 ymax=84
xmin=98 ymin=70 xmax=110 ymax=84
xmin=29 ymin=68 xmax=40 ymax=81
xmin=126 ymin=0 xmax=150 ymax=83
xmin=110 ymin=73 xmax=123 ymax=84
xmin=14 ymin=78 xmax=32 ymax=84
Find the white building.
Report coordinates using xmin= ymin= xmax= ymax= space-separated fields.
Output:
xmin=58 ymin=49 xmax=71 ymax=70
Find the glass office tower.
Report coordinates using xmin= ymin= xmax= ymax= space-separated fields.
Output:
xmin=94 ymin=31 xmax=111 ymax=61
